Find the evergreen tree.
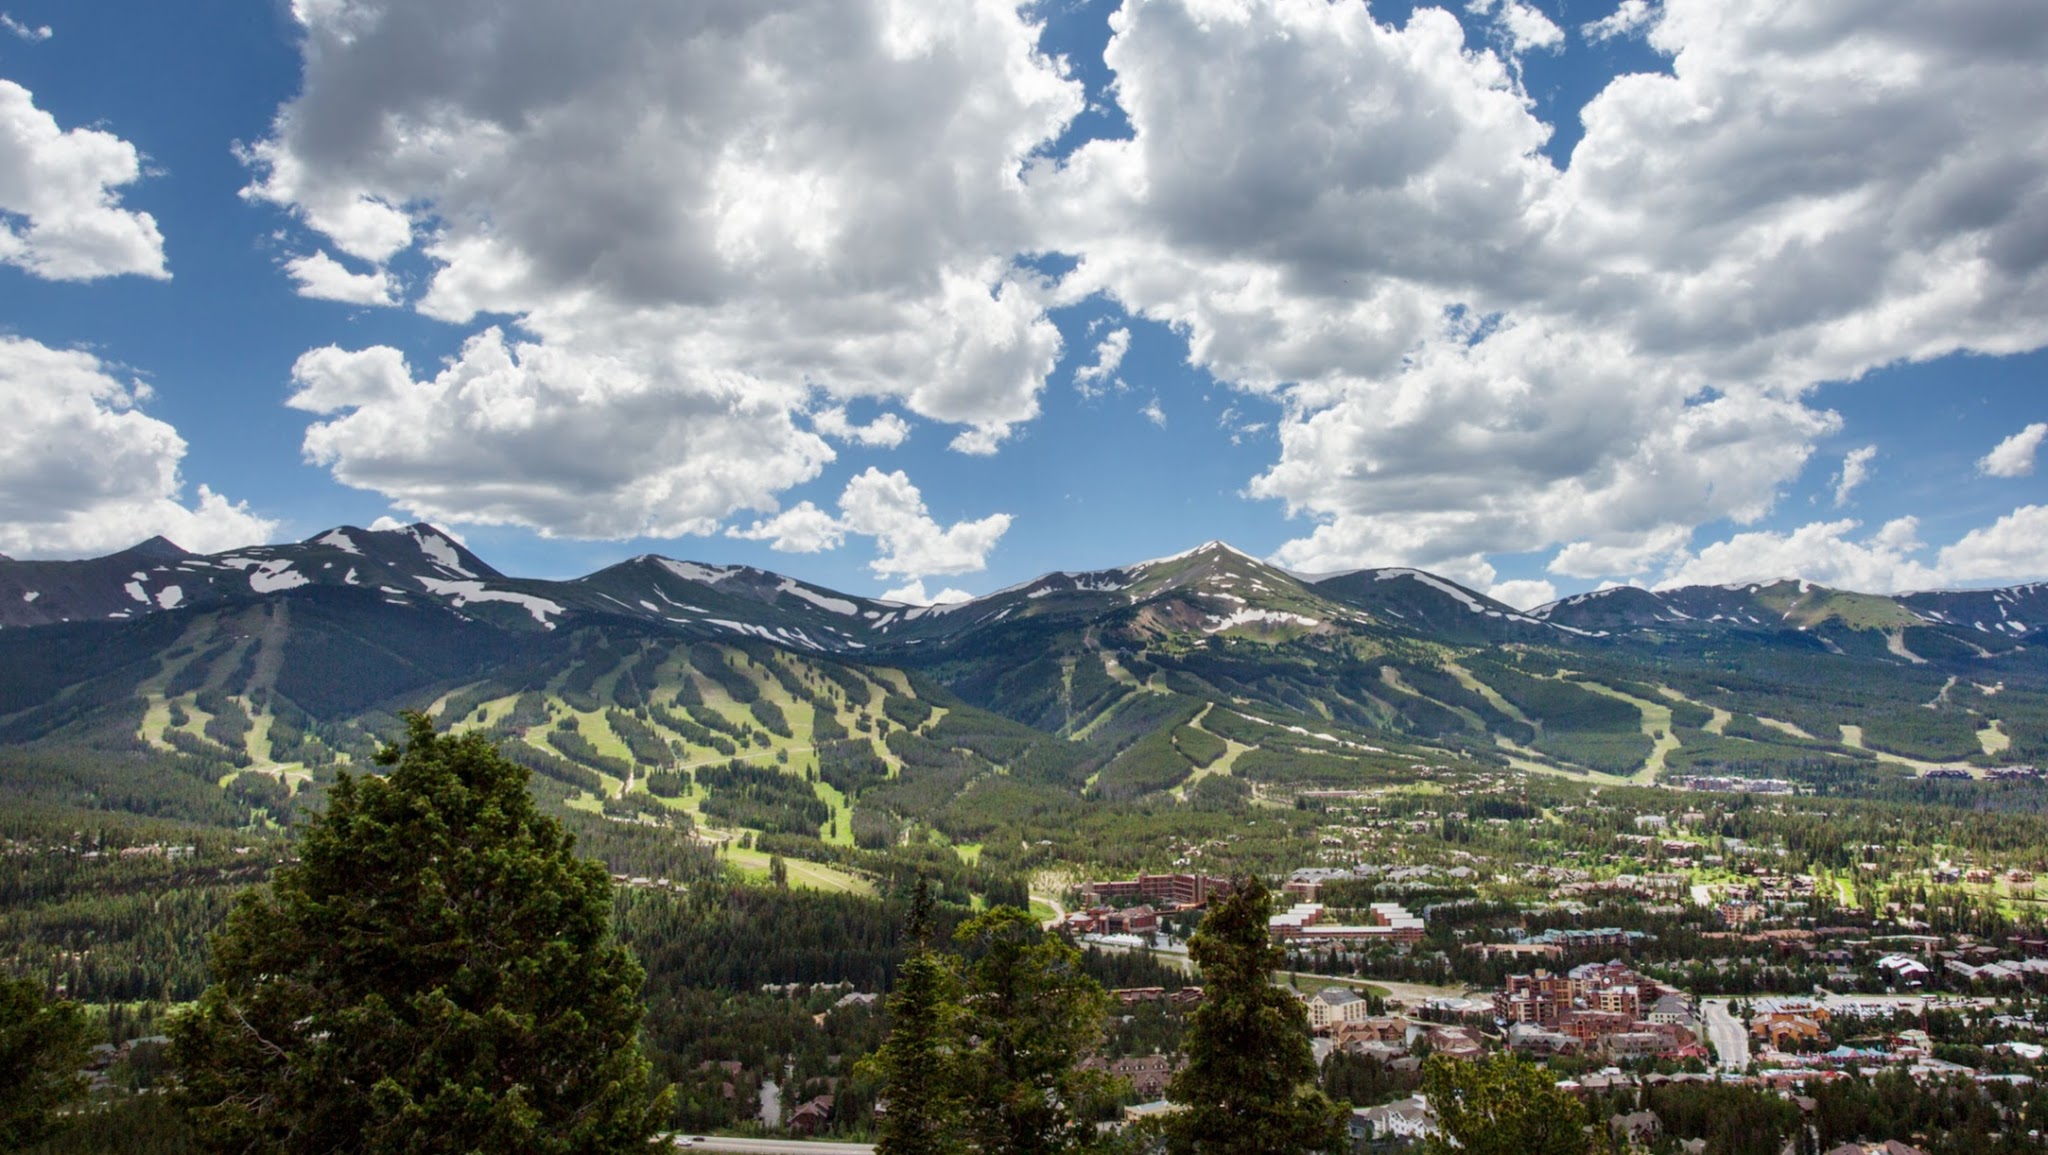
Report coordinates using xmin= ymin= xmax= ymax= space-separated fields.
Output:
xmin=1420 ymin=1053 xmax=1593 ymax=1155
xmin=0 ymin=977 xmax=92 ymax=1149
xmin=169 ymin=713 xmax=667 ymax=1153
xmin=869 ymin=879 xmax=965 ymax=1155
xmin=952 ymin=906 xmax=1115 ymax=1155
xmin=1160 ymin=876 xmax=1346 ymax=1154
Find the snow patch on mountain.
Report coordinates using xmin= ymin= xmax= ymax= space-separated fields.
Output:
xmin=410 ymin=528 xmax=471 ymax=576
xmin=1133 ymin=540 xmax=1258 ymax=569
xmin=316 ymin=530 xmax=362 ymax=555
xmin=1232 ymin=710 xmax=1383 ymax=753
xmin=250 ymin=560 xmax=311 ymax=593
xmin=648 ymin=585 xmax=706 ymax=613
xmin=773 ymin=626 xmax=829 ymax=651
xmin=21 ymin=591 xmax=37 ymax=602
xmin=657 ymin=559 xmax=736 ymax=585
xmin=897 ymin=599 xmax=974 ymax=621
xmin=415 ymin=577 xmax=563 ymax=627
xmin=1375 ymin=568 xmax=1483 ymax=612
xmin=710 ymin=618 xmax=822 ymax=647
xmin=777 ymin=579 xmax=857 ymax=616
xmin=1531 ymin=586 xmax=1630 ymax=618
xmin=155 ymin=585 xmax=183 ymax=609
xmin=125 ymin=581 xmax=148 ymax=603
xmin=1204 ymin=608 xmax=1320 ymax=632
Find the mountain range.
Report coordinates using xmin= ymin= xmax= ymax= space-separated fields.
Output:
xmin=6 ymin=522 xmax=2042 ymax=648
xmin=1 ymin=523 xmax=2043 ymax=825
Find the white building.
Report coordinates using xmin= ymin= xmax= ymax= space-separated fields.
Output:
xmin=1307 ymin=986 xmax=1370 ymax=1029
xmin=1351 ymin=1094 xmax=1437 ymax=1143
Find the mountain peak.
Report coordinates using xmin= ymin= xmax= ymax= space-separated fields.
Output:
xmin=1131 ymin=539 xmax=1263 ymax=569
xmin=119 ymin=535 xmax=191 ymax=562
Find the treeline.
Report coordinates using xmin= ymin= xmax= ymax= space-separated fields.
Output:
xmin=1574 ymin=1068 xmax=2048 ymax=1155
xmin=0 ymin=809 xmax=280 ymax=1007
xmin=697 ymin=760 xmax=830 ymax=835
xmin=617 ymin=882 xmax=933 ymax=992
xmin=1087 ymin=700 xmax=1207 ymax=801
xmin=748 ymin=832 xmax=1028 ymax=910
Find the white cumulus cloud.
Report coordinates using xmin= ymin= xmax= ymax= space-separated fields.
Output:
xmin=1581 ymin=0 xmax=1656 ymax=43
xmin=1549 ymin=525 xmax=1694 ymax=580
xmin=812 ymin=406 xmax=911 ymax=449
xmin=0 ymin=337 xmax=275 ymax=557
xmin=1658 ymin=517 xmax=1936 ymax=592
xmin=1936 ymin=505 xmax=2048 ymax=583
xmin=250 ymin=0 xmax=1080 ymax=537
xmin=2 ymin=13 xmax=52 ymax=41
xmin=880 ymin=579 xmax=974 ymax=606
xmin=1250 ymin=324 xmax=1838 ymax=578
xmin=838 ymin=467 xmax=1011 ymax=579
xmin=0 ymin=80 xmax=167 ymax=281
xmin=1833 ymin=445 xmax=1877 ymax=507
xmin=1980 ymin=422 xmax=2048 ymax=478
xmin=1036 ymin=0 xmax=2048 ymax=587
xmin=287 ymin=329 xmax=834 ymax=539
xmin=725 ymin=502 xmax=847 ymax=554
xmin=726 ymin=468 xmax=1011 ymax=583
xmin=237 ymin=0 xmax=2048 ymax=588
xmin=1468 ymin=0 xmax=1565 ymax=55
xmin=284 ymin=249 xmax=397 ymax=306
xmin=1074 ymin=326 xmax=1131 ymax=396
xmin=1657 ymin=505 xmax=2048 ymax=593
xmin=1487 ymin=578 xmax=1557 ymax=611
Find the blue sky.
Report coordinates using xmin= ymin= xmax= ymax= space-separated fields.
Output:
xmin=1 ymin=0 xmax=2043 ymax=607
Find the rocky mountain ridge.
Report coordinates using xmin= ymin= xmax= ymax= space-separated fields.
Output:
xmin=6 ymin=524 xmax=2040 ymax=650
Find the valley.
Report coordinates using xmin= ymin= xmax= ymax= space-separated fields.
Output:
xmin=6 ymin=526 xmax=2048 ymax=1148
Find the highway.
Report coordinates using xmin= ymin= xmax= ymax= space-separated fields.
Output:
xmin=1700 ymin=999 xmax=1749 ymax=1071
xmin=673 ymin=1139 xmax=872 ymax=1154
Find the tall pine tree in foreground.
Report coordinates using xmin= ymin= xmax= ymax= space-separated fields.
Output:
xmin=1420 ymin=1053 xmax=1594 ymax=1155
xmin=0 ymin=977 xmax=91 ymax=1149
xmin=952 ymin=906 xmax=1116 ymax=1155
xmin=869 ymin=891 xmax=1121 ymax=1155
xmin=170 ymin=713 xmax=667 ymax=1154
xmin=1160 ymin=875 xmax=1346 ymax=1155
xmin=869 ymin=880 xmax=964 ymax=1155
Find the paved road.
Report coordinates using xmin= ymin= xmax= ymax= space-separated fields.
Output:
xmin=1031 ymin=892 xmax=1068 ymax=931
xmin=1701 ymin=999 xmax=1749 ymax=1071
xmin=1367 ymin=979 xmax=1475 ymax=1005
xmin=673 ymin=1139 xmax=872 ymax=1154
